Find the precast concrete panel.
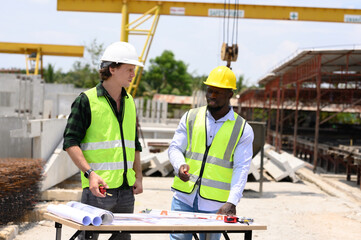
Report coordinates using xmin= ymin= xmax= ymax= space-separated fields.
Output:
xmin=0 ymin=74 xmax=19 ymax=116
xmin=0 ymin=117 xmax=32 ymax=158
xmin=44 ymin=83 xmax=86 ymax=117
xmin=31 ymin=75 xmax=44 ymax=119
xmin=57 ymin=93 xmax=80 ymax=116
xmin=32 ymin=118 xmax=68 ymax=160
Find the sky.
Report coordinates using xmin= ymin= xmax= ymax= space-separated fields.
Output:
xmin=1 ymin=0 xmax=361 ymax=86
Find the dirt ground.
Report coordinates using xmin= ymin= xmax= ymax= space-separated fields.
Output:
xmin=10 ymin=169 xmax=361 ymax=240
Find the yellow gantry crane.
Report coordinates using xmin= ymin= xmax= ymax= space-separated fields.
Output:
xmin=57 ymin=0 xmax=361 ymax=96
xmin=0 ymin=42 xmax=84 ymax=76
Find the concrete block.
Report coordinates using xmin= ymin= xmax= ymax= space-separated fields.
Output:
xmin=40 ymin=189 xmax=82 ymax=201
xmin=145 ymin=149 xmax=174 ymax=177
xmin=265 ymin=148 xmax=303 ymax=182
xmin=0 ymin=225 xmax=18 ymax=240
xmin=263 ymin=160 xmax=289 ymax=181
xmin=41 ymin=141 xmax=79 ymax=191
xmin=140 ymin=147 xmax=155 ymax=171
xmin=265 ymin=149 xmax=296 ymax=180
xmin=280 ymin=151 xmax=306 ymax=172
xmin=141 ymin=126 xmax=176 ymax=139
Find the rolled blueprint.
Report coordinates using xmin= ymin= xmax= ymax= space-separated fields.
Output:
xmin=67 ymin=201 xmax=114 ymax=225
xmin=47 ymin=204 xmax=92 ymax=226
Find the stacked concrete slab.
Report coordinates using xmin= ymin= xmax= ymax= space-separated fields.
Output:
xmin=262 ymin=144 xmax=305 ymax=182
xmin=0 ymin=73 xmax=43 ymax=119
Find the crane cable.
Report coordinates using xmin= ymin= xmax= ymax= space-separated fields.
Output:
xmin=232 ymin=0 xmax=239 ymax=45
xmin=223 ymin=0 xmax=239 ymax=46
xmin=223 ymin=0 xmax=227 ymax=44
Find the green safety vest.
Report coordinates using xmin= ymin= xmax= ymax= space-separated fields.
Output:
xmin=80 ymin=87 xmax=136 ymax=189
xmin=172 ymin=106 xmax=246 ymax=202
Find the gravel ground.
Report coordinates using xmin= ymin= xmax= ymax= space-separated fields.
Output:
xmin=8 ymin=170 xmax=361 ymax=240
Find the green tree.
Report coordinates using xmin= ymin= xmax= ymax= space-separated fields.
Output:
xmin=43 ymin=63 xmax=66 ymax=83
xmin=62 ymin=62 xmax=99 ymax=88
xmin=57 ymin=39 xmax=104 ymax=88
xmin=236 ymin=75 xmax=246 ymax=92
xmin=192 ymin=74 xmax=207 ymax=92
xmin=43 ymin=63 xmax=55 ymax=83
xmin=137 ymin=50 xmax=192 ymax=97
xmin=85 ymin=39 xmax=105 ymax=70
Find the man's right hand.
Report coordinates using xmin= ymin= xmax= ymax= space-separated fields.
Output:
xmin=179 ymin=164 xmax=190 ymax=182
xmin=88 ymin=171 xmax=109 ymax=197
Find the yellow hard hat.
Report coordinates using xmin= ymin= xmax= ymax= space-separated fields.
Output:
xmin=203 ymin=66 xmax=237 ymax=90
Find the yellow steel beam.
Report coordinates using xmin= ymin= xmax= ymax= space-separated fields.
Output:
xmin=0 ymin=42 xmax=84 ymax=76
xmin=126 ymin=4 xmax=161 ymax=97
xmin=57 ymin=0 xmax=361 ymax=24
xmin=0 ymin=42 xmax=84 ymax=57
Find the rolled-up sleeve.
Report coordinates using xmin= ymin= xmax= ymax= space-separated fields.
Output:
xmin=63 ymin=93 xmax=90 ymax=150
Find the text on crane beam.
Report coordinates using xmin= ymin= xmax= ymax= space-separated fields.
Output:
xmin=344 ymin=15 xmax=361 ymax=23
xmin=208 ymin=9 xmax=245 ymax=18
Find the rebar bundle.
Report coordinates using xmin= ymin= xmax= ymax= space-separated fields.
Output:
xmin=0 ymin=158 xmax=42 ymax=225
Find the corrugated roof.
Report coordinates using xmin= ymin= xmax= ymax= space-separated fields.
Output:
xmin=258 ymin=48 xmax=361 ymax=85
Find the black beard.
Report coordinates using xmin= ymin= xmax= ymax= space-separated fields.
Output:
xmin=207 ymin=105 xmax=223 ymax=113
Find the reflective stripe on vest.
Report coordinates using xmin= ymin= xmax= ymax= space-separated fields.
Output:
xmin=172 ymin=106 xmax=246 ymax=202
xmin=80 ymin=87 xmax=136 ymax=189
xmin=89 ymin=161 xmax=135 ymax=171
xmin=81 ymin=139 xmax=135 ymax=151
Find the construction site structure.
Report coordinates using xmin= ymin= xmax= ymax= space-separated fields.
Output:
xmin=3 ymin=0 xmax=361 ymax=197
xmin=0 ymin=42 xmax=84 ymax=76
xmin=57 ymin=0 xmax=361 ymax=96
xmin=238 ymin=48 xmax=361 ymax=188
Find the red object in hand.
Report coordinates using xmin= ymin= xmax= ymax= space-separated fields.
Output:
xmin=99 ymin=186 xmax=112 ymax=196
xmin=224 ymin=216 xmax=238 ymax=223
xmin=99 ymin=186 xmax=106 ymax=194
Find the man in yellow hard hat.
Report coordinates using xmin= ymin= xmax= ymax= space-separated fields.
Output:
xmin=63 ymin=41 xmax=144 ymax=240
xmin=168 ymin=66 xmax=254 ymax=240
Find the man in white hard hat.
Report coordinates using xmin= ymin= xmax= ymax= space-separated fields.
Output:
xmin=169 ymin=66 xmax=254 ymax=240
xmin=63 ymin=41 xmax=144 ymax=240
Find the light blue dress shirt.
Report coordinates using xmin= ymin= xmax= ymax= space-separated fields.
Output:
xmin=168 ymin=107 xmax=254 ymax=211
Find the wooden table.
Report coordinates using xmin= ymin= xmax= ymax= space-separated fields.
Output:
xmin=44 ymin=213 xmax=267 ymax=240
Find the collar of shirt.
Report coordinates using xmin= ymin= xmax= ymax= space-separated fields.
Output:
xmin=205 ymin=106 xmax=235 ymax=123
xmin=96 ymin=81 xmax=128 ymax=99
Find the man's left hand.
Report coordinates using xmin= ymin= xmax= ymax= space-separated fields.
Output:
xmin=133 ymin=178 xmax=143 ymax=195
xmin=217 ymin=202 xmax=236 ymax=215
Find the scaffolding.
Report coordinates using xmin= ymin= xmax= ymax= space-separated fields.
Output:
xmin=238 ymin=49 xmax=361 ymax=187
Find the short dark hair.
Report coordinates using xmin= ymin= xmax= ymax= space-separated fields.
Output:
xmin=99 ymin=62 xmax=123 ymax=81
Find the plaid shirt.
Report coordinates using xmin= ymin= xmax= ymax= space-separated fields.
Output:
xmin=63 ymin=82 xmax=142 ymax=152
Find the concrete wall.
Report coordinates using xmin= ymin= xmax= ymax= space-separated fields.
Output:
xmin=32 ymin=118 xmax=68 ymax=160
xmin=0 ymin=74 xmax=43 ymax=119
xmin=44 ymin=83 xmax=87 ymax=117
xmin=0 ymin=117 xmax=32 ymax=158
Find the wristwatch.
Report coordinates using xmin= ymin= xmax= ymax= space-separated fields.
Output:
xmin=84 ymin=168 xmax=94 ymax=179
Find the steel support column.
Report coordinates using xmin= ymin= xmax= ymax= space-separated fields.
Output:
xmin=275 ymin=77 xmax=281 ymax=152
xmin=293 ymin=81 xmax=300 ymax=156
xmin=267 ymin=90 xmax=272 ymax=144
xmin=121 ymin=1 xmax=129 ymax=42
xmin=313 ymin=54 xmax=322 ymax=171
xmin=279 ymin=83 xmax=285 ymax=151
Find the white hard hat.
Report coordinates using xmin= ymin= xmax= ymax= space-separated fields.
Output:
xmin=100 ymin=41 xmax=144 ymax=67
